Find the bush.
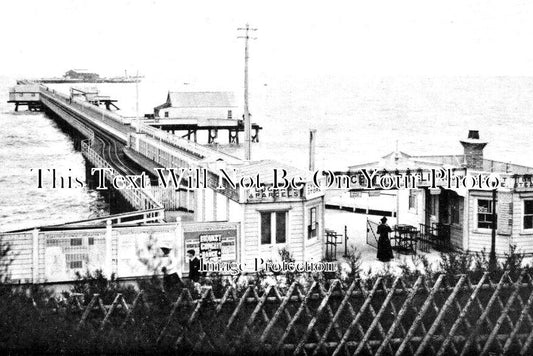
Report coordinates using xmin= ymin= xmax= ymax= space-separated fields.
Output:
xmin=70 ymin=269 xmax=137 ymax=304
xmin=2 ymin=243 xmax=533 ymax=354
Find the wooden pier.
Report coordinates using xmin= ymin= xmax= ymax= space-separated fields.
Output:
xmin=144 ymin=117 xmax=262 ymax=144
xmin=14 ymin=83 xmax=246 ymax=217
xmin=8 ymin=84 xmax=42 ymax=111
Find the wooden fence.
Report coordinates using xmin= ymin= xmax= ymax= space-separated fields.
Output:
xmin=36 ymin=272 xmax=533 ymax=355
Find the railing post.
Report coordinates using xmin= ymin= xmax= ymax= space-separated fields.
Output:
xmin=105 ymin=219 xmax=113 ymax=277
xmin=175 ymin=217 xmax=184 ymax=274
xmin=32 ymin=228 xmax=40 ymax=283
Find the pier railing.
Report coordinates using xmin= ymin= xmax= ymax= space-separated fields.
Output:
xmin=39 ymin=86 xmax=128 ymax=142
xmin=40 ymin=94 xmax=95 ymax=142
xmin=81 ymin=140 xmax=164 ymax=213
xmin=44 ymin=208 xmax=165 ymax=228
xmin=134 ymin=122 xmax=242 ymax=163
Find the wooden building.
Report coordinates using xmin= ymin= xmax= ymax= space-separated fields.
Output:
xmin=8 ymin=84 xmax=41 ymax=111
xmin=347 ymin=130 xmax=533 ymax=255
xmin=153 ymin=91 xmax=237 ymax=119
xmin=127 ymin=130 xmax=326 ymax=270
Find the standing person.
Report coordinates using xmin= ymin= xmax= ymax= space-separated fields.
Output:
xmin=377 ymin=216 xmax=394 ymax=262
xmin=160 ymin=244 xmax=181 ymax=292
xmin=187 ymin=249 xmax=201 ymax=282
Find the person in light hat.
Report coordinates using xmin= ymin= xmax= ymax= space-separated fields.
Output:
xmin=160 ymin=242 xmax=181 ymax=292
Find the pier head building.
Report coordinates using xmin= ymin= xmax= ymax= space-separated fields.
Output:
xmin=347 ymin=130 xmax=533 ymax=255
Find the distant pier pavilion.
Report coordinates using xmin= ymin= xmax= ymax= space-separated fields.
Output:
xmin=149 ymin=91 xmax=262 ymax=144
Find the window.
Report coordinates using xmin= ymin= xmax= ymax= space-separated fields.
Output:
xmin=70 ymin=238 xmax=82 ymax=246
xmin=276 ymin=212 xmax=286 ymax=243
xmin=69 ymin=261 xmax=83 ymax=269
xmin=409 ymin=190 xmax=417 ymax=211
xmin=524 ymin=200 xmax=533 ymax=230
xmin=228 ymin=110 xmax=233 ymax=119
xmin=450 ymin=199 xmax=460 ymax=225
xmin=260 ymin=212 xmax=271 ymax=244
xmin=429 ymin=195 xmax=438 ymax=216
xmin=477 ymin=199 xmax=496 ymax=229
xmin=308 ymin=207 xmax=317 ymax=239
xmin=260 ymin=211 xmax=287 ymax=245
xmin=164 ymin=111 xmax=169 ymax=118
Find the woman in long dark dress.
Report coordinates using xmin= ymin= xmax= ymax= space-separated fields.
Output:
xmin=377 ymin=216 xmax=394 ymax=262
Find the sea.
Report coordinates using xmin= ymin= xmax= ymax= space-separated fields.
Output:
xmin=1 ymin=75 xmax=533 ymax=232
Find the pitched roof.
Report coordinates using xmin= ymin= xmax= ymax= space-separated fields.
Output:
xmin=349 ymin=151 xmax=457 ymax=171
xmin=167 ymin=91 xmax=236 ymax=108
xmin=349 ymin=152 xmax=533 ymax=174
xmin=227 ymin=160 xmax=310 ymax=184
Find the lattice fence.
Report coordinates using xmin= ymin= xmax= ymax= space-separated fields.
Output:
xmin=40 ymin=272 xmax=533 ymax=355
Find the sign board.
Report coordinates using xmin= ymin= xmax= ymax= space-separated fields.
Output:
xmin=245 ymin=185 xmax=303 ymax=203
xmin=182 ymin=221 xmax=239 ymax=271
xmin=305 ymin=182 xmax=324 ymax=200
xmin=116 ymin=226 xmax=179 ymax=278
xmin=44 ymin=229 xmax=107 ymax=282
xmin=350 ymin=191 xmax=362 ymax=198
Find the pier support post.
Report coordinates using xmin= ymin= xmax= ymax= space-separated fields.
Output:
xmin=229 ymin=129 xmax=239 ymax=144
xmin=208 ymin=128 xmax=218 ymax=144
xmin=252 ymin=127 xmax=259 ymax=142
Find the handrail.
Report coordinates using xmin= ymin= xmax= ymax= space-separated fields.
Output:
xmin=81 ymin=141 xmax=163 ymax=211
xmin=135 ymin=121 xmax=242 ymax=162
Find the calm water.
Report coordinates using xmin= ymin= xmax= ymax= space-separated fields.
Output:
xmin=46 ymin=76 xmax=533 ymax=170
xmin=2 ymin=76 xmax=533 ymax=231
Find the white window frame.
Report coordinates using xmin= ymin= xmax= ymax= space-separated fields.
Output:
xmin=408 ymin=190 xmax=418 ymax=213
xmin=308 ymin=206 xmax=318 ymax=240
xmin=259 ymin=210 xmax=288 ymax=246
xmin=450 ymin=198 xmax=461 ymax=226
xmin=476 ymin=198 xmax=495 ymax=231
xmin=430 ymin=195 xmax=438 ymax=218
xmin=523 ymin=199 xmax=533 ymax=232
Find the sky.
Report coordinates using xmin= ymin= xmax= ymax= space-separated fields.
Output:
xmin=1 ymin=0 xmax=533 ymax=85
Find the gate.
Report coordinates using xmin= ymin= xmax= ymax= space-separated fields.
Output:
xmin=366 ymin=218 xmax=379 ymax=249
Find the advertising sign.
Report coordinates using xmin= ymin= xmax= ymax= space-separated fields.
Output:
xmin=116 ymin=227 xmax=179 ymax=278
xmin=182 ymin=222 xmax=239 ymax=271
xmin=44 ymin=230 xmax=106 ymax=282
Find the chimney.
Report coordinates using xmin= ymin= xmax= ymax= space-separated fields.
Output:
xmin=309 ymin=129 xmax=316 ymax=171
xmin=460 ymin=130 xmax=487 ymax=171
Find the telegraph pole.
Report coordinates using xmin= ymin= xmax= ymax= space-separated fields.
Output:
xmin=489 ymin=188 xmax=498 ymax=271
xmin=135 ymin=69 xmax=140 ymax=133
xmin=238 ymin=24 xmax=257 ymax=160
